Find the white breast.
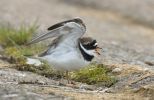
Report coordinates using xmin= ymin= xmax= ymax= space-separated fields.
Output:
xmin=41 ymin=49 xmax=89 ymax=71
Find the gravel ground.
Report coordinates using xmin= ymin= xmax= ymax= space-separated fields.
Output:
xmin=0 ymin=0 xmax=154 ymax=99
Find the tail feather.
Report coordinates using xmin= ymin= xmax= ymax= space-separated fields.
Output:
xmin=26 ymin=57 xmax=42 ymax=66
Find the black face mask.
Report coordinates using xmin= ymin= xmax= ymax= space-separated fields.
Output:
xmin=82 ymin=40 xmax=97 ymax=50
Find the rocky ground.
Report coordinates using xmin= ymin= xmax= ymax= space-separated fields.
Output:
xmin=0 ymin=0 xmax=154 ymax=100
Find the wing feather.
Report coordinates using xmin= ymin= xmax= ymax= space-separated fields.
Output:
xmin=27 ymin=18 xmax=86 ymax=56
xmin=27 ymin=18 xmax=86 ymax=45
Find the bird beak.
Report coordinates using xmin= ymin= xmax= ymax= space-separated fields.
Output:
xmin=95 ymin=47 xmax=102 ymax=55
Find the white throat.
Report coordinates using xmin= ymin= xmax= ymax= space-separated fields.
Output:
xmin=79 ymin=43 xmax=94 ymax=56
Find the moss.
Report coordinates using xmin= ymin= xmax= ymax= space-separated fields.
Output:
xmin=15 ymin=61 xmax=55 ymax=78
xmin=0 ymin=23 xmax=46 ymax=64
xmin=70 ymin=64 xmax=117 ymax=87
xmin=0 ymin=24 xmax=56 ymax=78
xmin=4 ymin=47 xmax=27 ymax=64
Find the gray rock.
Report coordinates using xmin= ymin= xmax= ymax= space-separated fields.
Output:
xmin=63 ymin=0 xmax=154 ymax=28
xmin=144 ymin=56 xmax=154 ymax=66
xmin=112 ymin=68 xmax=122 ymax=74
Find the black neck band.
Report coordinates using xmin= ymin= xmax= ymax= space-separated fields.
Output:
xmin=79 ymin=43 xmax=94 ymax=61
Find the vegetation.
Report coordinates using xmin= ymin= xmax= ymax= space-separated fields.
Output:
xmin=0 ymin=24 xmax=46 ymax=63
xmin=71 ymin=64 xmax=117 ymax=86
xmin=0 ymin=24 xmax=37 ymax=47
xmin=15 ymin=61 xmax=55 ymax=78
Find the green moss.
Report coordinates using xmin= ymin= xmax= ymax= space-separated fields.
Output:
xmin=71 ymin=64 xmax=117 ymax=87
xmin=0 ymin=24 xmax=56 ymax=78
xmin=5 ymin=44 xmax=45 ymax=56
xmin=0 ymin=24 xmax=57 ymax=79
xmin=0 ymin=23 xmax=46 ymax=64
xmin=15 ymin=61 xmax=55 ymax=77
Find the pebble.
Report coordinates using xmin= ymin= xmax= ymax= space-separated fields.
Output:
xmin=112 ymin=68 xmax=122 ymax=74
xmin=144 ymin=56 xmax=154 ymax=66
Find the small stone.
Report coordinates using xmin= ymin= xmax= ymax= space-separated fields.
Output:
xmin=143 ymin=68 xmax=149 ymax=72
xmin=26 ymin=58 xmax=42 ymax=66
xmin=144 ymin=56 xmax=154 ymax=66
xmin=79 ymin=84 xmax=96 ymax=91
xmin=112 ymin=68 xmax=122 ymax=74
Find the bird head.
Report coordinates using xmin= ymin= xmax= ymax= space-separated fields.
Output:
xmin=79 ymin=37 xmax=102 ymax=57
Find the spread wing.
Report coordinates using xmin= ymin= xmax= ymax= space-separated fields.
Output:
xmin=26 ymin=18 xmax=86 ymax=56
xmin=27 ymin=18 xmax=86 ymax=45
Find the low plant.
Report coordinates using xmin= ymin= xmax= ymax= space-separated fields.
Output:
xmin=0 ymin=23 xmax=46 ymax=63
xmin=70 ymin=64 xmax=117 ymax=86
xmin=0 ymin=23 xmax=56 ymax=78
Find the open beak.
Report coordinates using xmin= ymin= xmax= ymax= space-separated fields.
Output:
xmin=95 ymin=47 xmax=102 ymax=55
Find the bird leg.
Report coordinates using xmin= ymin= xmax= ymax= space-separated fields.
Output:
xmin=58 ymin=71 xmax=70 ymax=85
xmin=66 ymin=70 xmax=70 ymax=84
xmin=65 ymin=71 xmax=77 ymax=88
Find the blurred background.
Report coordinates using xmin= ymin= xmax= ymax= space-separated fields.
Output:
xmin=0 ymin=0 xmax=154 ymax=68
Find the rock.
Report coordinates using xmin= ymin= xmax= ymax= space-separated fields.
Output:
xmin=64 ymin=0 xmax=154 ymax=28
xmin=112 ymin=68 xmax=122 ymax=74
xmin=144 ymin=56 xmax=154 ymax=66
xmin=0 ymin=68 xmax=71 ymax=100
xmin=134 ymin=84 xmax=154 ymax=99
xmin=26 ymin=57 xmax=42 ymax=66
xmin=79 ymin=84 xmax=97 ymax=91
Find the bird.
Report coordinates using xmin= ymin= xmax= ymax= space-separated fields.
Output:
xmin=26 ymin=18 xmax=101 ymax=72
